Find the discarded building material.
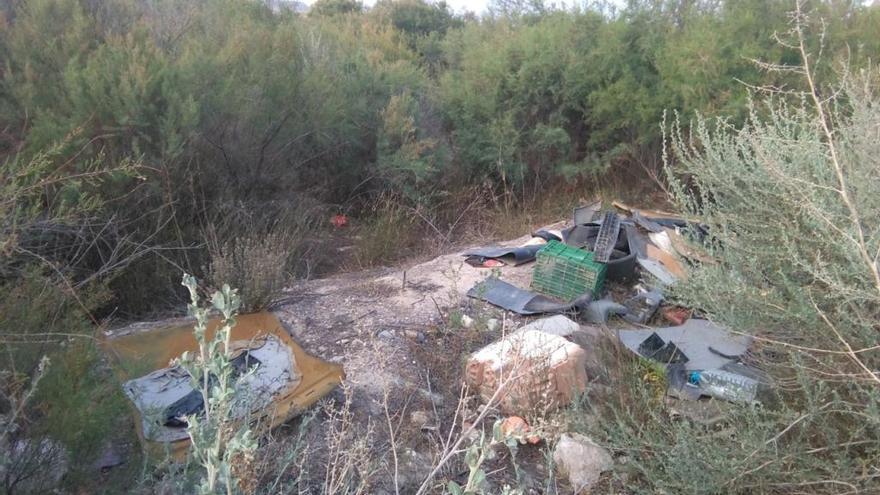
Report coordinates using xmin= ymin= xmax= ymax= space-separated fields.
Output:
xmin=649 ymin=231 xmax=674 ymax=253
xmin=102 ymin=312 xmax=344 ymax=458
xmin=666 ymin=228 xmax=717 ymax=265
xmin=465 ymin=328 xmax=588 ymax=415
xmin=500 ymin=416 xmax=541 ymax=444
xmin=592 ymin=211 xmax=621 ymax=263
xmin=637 ymin=332 xmax=689 ymax=364
xmin=532 ymin=240 xmax=606 ymax=299
xmin=646 ymin=244 xmax=688 ymax=280
xmin=661 ymin=306 xmax=692 ymax=326
xmin=463 ymin=244 xmax=544 ymax=267
xmin=617 ymin=319 xmax=751 ymax=372
xmin=632 ymin=210 xmax=664 ymax=233
xmin=467 ymin=277 xmax=590 ymax=315
xmin=636 ymin=257 xmax=677 ymax=286
xmin=573 ymin=201 xmax=602 ymax=225
xmin=611 ymin=201 xmax=687 ymax=223
xmin=622 ymin=287 xmax=664 ymax=324
xmin=624 ymin=224 xmax=648 ymax=259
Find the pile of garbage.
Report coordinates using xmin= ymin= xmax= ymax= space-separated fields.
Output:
xmin=463 ymin=201 xmax=767 ymax=407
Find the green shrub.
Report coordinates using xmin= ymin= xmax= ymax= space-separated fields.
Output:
xmin=178 ymin=274 xmax=257 ymax=495
xmin=0 ymin=271 xmax=130 ymax=494
xmin=585 ymin=12 xmax=880 ymax=493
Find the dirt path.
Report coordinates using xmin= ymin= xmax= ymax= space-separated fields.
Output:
xmin=274 ymin=232 xmax=541 ymax=413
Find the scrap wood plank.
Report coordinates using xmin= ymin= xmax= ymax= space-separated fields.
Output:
xmin=612 ymin=201 xmax=694 ymax=222
xmin=646 ymin=244 xmax=688 ymax=280
xmin=665 ymin=228 xmax=717 ymax=265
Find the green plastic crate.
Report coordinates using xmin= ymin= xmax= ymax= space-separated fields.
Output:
xmin=531 ymin=240 xmax=606 ymax=300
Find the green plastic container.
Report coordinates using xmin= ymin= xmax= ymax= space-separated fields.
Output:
xmin=531 ymin=240 xmax=606 ymax=300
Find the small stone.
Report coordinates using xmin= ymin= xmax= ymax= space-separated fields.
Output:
xmin=552 ymin=433 xmax=613 ymax=493
xmin=486 ymin=318 xmax=500 ymax=332
xmin=409 ymin=410 xmax=431 ymax=428
xmin=461 ymin=314 xmax=475 ymax=328
xmin=378 ymin=330 xmax=395 ymax=340
xmin=404 ymin=330 xmax=427 ymax=343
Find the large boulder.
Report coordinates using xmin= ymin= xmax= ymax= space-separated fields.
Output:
xmin=552 ymin=433 xmax=613 ymax=493
xmin=464 ymin=324 xmax=587 ymax=416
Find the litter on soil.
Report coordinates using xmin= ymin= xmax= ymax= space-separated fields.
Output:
xmin=466 ymin=320 xmax=588 ymax=415
xmin=462 ymin=200 xmax=766 ymax=405
xmin=102 ymin=312 xmax=344 ymax=458
xmin=463 ymin=243 xmax=545 ymax=267
xmin=618 ymin=319 xmax=751 ymax=372
xmin=467 ymin=276 xmax=591 ymax=315
xmin=104 ymin=197 xmax=764 ymax=464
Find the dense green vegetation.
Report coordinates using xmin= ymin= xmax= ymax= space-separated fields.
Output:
xmin=2 ymin=0 xmax=878 ymax=314
xmin=585 ymin=61 xmax=880 ymax=495
xmin=1 ymin=0 xmax=879 ymax=492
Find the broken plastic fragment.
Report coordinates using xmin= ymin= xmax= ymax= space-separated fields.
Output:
xmin=622 ymin=287 xmax=664 ymax=324
xmin=463 ymin=244 xmax=543 ymax=266
xmin=582 ymin=299 xmax=628 ymax=324
xmin=467 ymin=277 xmax=591 ymax=315
xmin=618 ymin=319 xmax=751 ymax=371
xmin=638 ymin=332 xmax=689 ymax=364
xmin=637 ymin=257 xmax=677 ymax=285
xmin=592 ymin=211 xmax=621 ymax=263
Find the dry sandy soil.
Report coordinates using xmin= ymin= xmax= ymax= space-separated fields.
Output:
xmin=276 ymin=231 xmax=542 ymax=410
xmin=270 ymin=222 xmax=601 ymax=493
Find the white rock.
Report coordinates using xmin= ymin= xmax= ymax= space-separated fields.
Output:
xmin=553 ymin=433 xmax=612 ymax=493
xmin=486 ymin=318 xmax=501 ymax=332
xmin=461 ymin=314 xmax=475 ymax=328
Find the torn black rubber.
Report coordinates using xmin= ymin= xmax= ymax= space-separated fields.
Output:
xmin=467 ymin=277 xmax=591 ymax=315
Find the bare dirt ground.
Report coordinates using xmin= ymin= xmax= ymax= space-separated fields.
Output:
xmin=270 ymin=222 xmax=596 ymax=493
xmin=275 ymin=231 xmax=539 ymax=409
